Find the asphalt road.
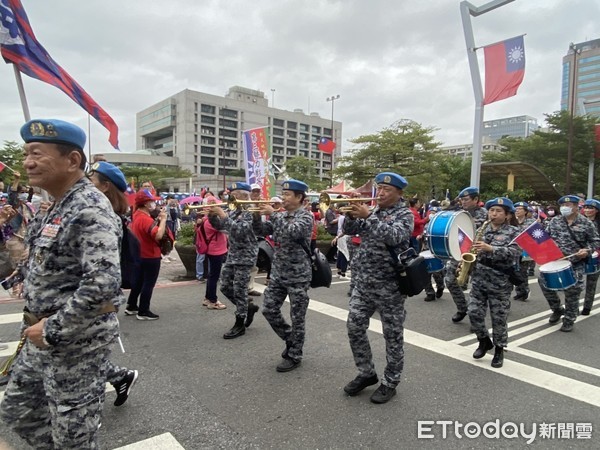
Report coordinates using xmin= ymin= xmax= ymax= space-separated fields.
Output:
xmin=0 ymin=272 xmax=599 ymax=449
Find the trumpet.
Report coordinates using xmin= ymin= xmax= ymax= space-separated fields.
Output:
xmin=318 ymin=192 xmax=379 ymax=215
xmin=183 ymin=202 xmax=228 ymax=215
xmin=228 ymin=198 xmax=275 ymax=212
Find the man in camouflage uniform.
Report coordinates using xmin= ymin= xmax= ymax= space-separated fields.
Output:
xmin=445 ymin=186 xmax=487 ymax=323
xmin=342 ymin=172 xmax=413 ymax=404
xmin=210 ymin=182 xmax=260 ymax=339
xmin=513 ymin=201 xmax=536 ymax=301
xmin=256 ymin=180 xmax=313 ymax=372
xmin=468 ymin=198 xmax=520 ymax=368
xmin=540 ymin=195 xmax=600 ymax=332
xmin=0 ymin=119 xmax=124 ymax=449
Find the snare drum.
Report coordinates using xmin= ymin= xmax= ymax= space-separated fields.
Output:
xmin=539 ymin=260 xmax=576 ymax=290
xmin=585 ymin=251 xmax=600 ymax=275
xmin=420 ymin=250 xmax=444 ymax=273
xmin=426 ymin=211 xmax=475 ymax=261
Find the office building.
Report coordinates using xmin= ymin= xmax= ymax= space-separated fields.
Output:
xmin=482 ymin=115 xmax=539 ymax=141
xmin=136 ymin=86 xmax=342 ymax=180
xmin=561 ymin=38 xmax=600 ymax=116
xmin=438 ymin=136 xmax=503 ymax=160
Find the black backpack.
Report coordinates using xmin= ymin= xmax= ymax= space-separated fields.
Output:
xmin=121 ymin=218 xmax=141 ymax=289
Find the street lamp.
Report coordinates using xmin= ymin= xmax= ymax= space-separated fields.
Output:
xmin=566 ymin=42 xmax=581 ymax=193
xmin=326 ymin=94 xmax=340 ymax=187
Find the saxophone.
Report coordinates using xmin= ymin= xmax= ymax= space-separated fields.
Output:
xmin=456 ymin=219 xmax=491 ymax=287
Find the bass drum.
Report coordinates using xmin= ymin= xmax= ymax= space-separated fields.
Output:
xmin=256 ymin=238 xmax=274 ymax=272
xmin=426 ymin=210 xmax=475 ymax=261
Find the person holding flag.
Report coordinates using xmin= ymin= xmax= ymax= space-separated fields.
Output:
xmin=539 ymin=195 xmax=600 ymax=332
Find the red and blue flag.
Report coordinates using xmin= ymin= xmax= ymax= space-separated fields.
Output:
xmin=0 ymin=0 xmax=119 ymax=148
xmin=512 ymin=222 xmax=563 ymax=265
xmin=483 ymin=35 xmax=526 ymax=105
xmin=317 ymin=137 xmax=336 ymax=154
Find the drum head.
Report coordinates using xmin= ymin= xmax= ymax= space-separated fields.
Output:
xmin=540 ymin=260 xmax=570 ymax=272
xmin=447 ymin=211 xmax=475 ymax=260
xmin=420 ymin=250 xmax=434 ymax=259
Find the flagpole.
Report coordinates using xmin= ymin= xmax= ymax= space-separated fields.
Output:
xmin=460 ymin=0 xmax=516 ymax=189
xmin=13 ymin=66 xmax=31 ymax=121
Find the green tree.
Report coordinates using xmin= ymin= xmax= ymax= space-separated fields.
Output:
xmin=0 ymin=141 xmax=26 ymax=185
xmin=335 ymin=119 xmax=442 ymax=198
xmin=285 ymin=156 xmax=329 ymax=191
xmin=493 ymin=111 xmax=600 ymax=194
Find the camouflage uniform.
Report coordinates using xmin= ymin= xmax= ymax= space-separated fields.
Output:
xmin=212 ymin=209 xmax=259 ymax=319
xmin=514 ymin=217 xmax=536 ymax=298
xmin=256 ymin=208 xmax=313 ymax=361
xmin=541 ymin=215 xmax=600 ymax=325
xmin=584 ymin=220 xmax=600 ymax=312
xmin=343 ymin=201 xmax=413 ymax=388
xmin=445 ymin=206 xmax=488 ymax=314
xmin=0 ymin=178 xmax=124 ymax=449
xmin=468 ymin=223 xmax=520 ymax=347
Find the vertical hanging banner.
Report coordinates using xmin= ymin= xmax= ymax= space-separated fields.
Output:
xmin=242 ymin=126 xmax=275 ymax=198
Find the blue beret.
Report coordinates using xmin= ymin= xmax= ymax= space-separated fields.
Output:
xmin=558 ymin=195 xmax=581 ymax=205
xmin=485 ymin=197 xmax=515 ymax=213
xmin=374 ymin=172 xmax=408 ymax=190
xmin=459 ymin=186 xmax=479 ymax=198
xmin=91 ymin=162 xmax=127 ymax=192
xmin=21 ymin=119 xmax=86 ymax=150
xmin=584 ymin=199 xmax=600 ymax=210
xmin=228 ymin=182 xmax=251 ymax=192
xmin=513 ymin=201 xmax=530 ymax=209
xmin=282 ymin=179 xmax=308 ymax=193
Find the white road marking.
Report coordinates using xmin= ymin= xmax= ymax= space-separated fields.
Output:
xmin=509 ymin=346 xmax=600 ymax=377
xmin=0 ymin=313 xmax=23 ymax=325
xmin=113 ymin=432 xmax=185 ymax=449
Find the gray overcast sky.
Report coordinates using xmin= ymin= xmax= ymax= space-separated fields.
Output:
xmin=1 ymin=0 xmax=599 ymax=155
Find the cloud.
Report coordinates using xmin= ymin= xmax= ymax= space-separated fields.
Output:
xmin=1 ymin=0 xmax=598 ymax=155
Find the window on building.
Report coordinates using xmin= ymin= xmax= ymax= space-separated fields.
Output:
xmin=201 ymin=156 xmax=215 ymax=165
xmin=287 ymin=121 xmax=297 ymax=129
xmin=273 ymin=137 xmax=284 ymax=145
xmin=201 ymin=167 xmax=215 ymax=175
xmin=221 ymin=108 xmax=238 ymax=118
xmin=272 ymin=128 xmax=284 ymax=136
xmin=221 ymin=119 xmax=238 ymax=128
xmin=287 ymin=130 xmax=297 ymax=138
xmin=287 ymin=139 xmax=297 ymax=147
xmin=273 ymin=118 xmax=284 ymax=127
xmin=311 ymin=125 xmax=321 ymax=134
xmin=300 ymin=124 xmax=309 ymax=132
xmin=201 ymin=104 xmax=215 ymax=114
xmin=201 ymin=146 xmax=215 ymax=155
xmin=201 ymin=115 xmax=215 ymax=124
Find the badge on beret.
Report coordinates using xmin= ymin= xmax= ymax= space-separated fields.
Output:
xmin=29 ymin=122 xmax=46 ymax=136
xmin=497 ymin=198 xmax=504 ymax=204
xmin=283 ymin=182 xmax=289 ymax=189
xmin=232 ymin=183 xmax=237 ymax=189
xmin=92 ymin=162 xmax=100 ymax=170
xmin=384 ymin=175 xmax=391 ymax=183
xmin=565 ymin=197 xmax=571 ymax=202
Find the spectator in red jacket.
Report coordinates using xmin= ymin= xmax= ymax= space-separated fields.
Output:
xmin=409 ymin=198 xmax=428 ymax=253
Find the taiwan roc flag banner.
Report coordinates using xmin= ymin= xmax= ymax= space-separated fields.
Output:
xmin=512 ymin=222 xmax=563 ymax=265
xmin=483 ymin=35 xmax=526 ymax=105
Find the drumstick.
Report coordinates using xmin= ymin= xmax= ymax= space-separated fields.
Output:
xmin=559 ymin=249 xmax=591 ymax=260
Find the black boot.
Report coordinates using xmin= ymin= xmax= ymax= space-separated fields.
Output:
xmin=491 ymin=346 xmax=504 ymax=368
xmin=472 ymin=336 xmax=494 ymax=359
xmin=452 ymin=311 xmax=467 ymax=323
xmin=245 ymin=302 xmax=259 ymax=327
xmin=223 ymin=316 xmax=245 ymax=339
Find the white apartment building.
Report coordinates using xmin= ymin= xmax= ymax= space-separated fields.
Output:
xmin=136 ymin=86 xmax=342 ymax=180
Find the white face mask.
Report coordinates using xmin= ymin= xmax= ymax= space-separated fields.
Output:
xmin=146 ymin=202 xmax=157 ymax=211
xmin=560 ymin=206 xmax=573 ymax=217
xmin=18 ymin=193 xmax=28 ymax=202
xmin=547 ymin=210 xmax=555 ymax=217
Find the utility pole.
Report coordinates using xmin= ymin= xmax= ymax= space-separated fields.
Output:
xmin=326 ymin=94 xmax=340 ymax=188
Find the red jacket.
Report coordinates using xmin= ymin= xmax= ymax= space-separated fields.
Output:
xmin=410 ymin=207 xmax=427 ymax=238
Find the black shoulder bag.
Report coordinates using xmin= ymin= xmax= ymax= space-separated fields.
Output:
xmin=299 ymin=240 xmax=332 ymax=288
xmin=386 ymin=246 xmax=428 ymax=297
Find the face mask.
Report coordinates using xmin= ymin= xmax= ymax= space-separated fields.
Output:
xmin=560 ymin=206 xmax=573 ymax=217
xmin=18 ymin=194 xmax=28 ymax=202
xmin=223 ymin=195 xmax=229 ymax=201
xmin=146 ymin=202 xmax=156 ymax=211
xmin=547 ymin=210 xmax=555 ymax=217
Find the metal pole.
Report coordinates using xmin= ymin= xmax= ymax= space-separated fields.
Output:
xmin=579 ymin=98 xmax=598 ymax=199
xmin=566 ymin=43 xmax=580 ymax=193
xmin=460 ymin=0 xmax=516 ymax=189
xmin=326 ymin=94 xmax=340 ymax=188
xmin=271 ymin=89 xmax=275 ymax=108
xmin=13 ymin=65 xmax=31 ymax=121
xmin=220 ymin=107 xmax=226 ymax=190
